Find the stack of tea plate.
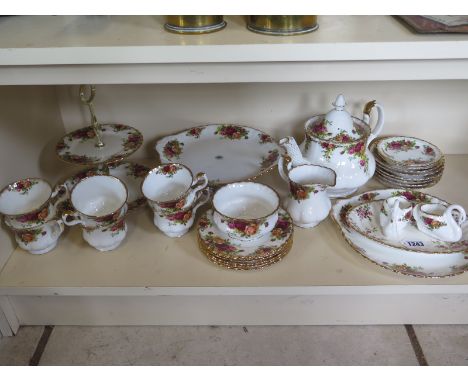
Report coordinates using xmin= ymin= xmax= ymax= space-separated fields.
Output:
xmin=370 ymin=136 xmax=444 ymax=189
xmin=197 ymin=209 xmax=293 ymax=270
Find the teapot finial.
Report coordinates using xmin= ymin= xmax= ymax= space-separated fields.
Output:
xmin=332 ymin=94 xmax=346 ymax=111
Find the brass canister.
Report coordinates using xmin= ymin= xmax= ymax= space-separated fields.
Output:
xmin=164 ymin=16 xmax=226 ymax=34
xmin=247 ymin=16 xmax=318 ymax=36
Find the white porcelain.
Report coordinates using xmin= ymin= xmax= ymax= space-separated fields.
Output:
xmin=379 ymin=196 xmax=413 ymax=239
xmin=198 ymin=207 xmax=293 ymax=258
xmin=414 ymin=203 xmax=466 ymax=243
xmin=155 ymin=124 xmax=280 ymax=186
xmin=82 ymin=218 xmax=127 ymax=251
xmin=142 ymin=163 xmax=208 ymax=212
xmin=332 ymin=189 xmax=468 ymax=278
xmin=212 ymin=182 xmax=280 ymax=244
xmin=63 ymin=175 xmax=128 ymax=251
xmin=279 ymin=162 xmax=336 ymax=228
xmin=0 ymin=178 xmax=68 ymax=230
xmin=153 ymin=188 xmax=211 ymax=238
xmin=290 ymin=94 xmax=384 ymax=197
xmin=14 ymin=219 xmax=65 ymax=255
xmin=56 ymin=124 xmax=143 ymax=166
xmin=376 ymin=136 xmax=443 ymax=168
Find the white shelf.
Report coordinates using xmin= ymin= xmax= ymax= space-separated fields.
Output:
xmin=1 ymin=15 xmax=468 ymax=84
xmin=1 ymin=155 xmax=468 ymax=294
xmin=2 ymin=156 xmax=468 ymax=326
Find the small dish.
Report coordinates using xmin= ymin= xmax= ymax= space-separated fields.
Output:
xmin=376 ymin=136 xmax=443 ymax=168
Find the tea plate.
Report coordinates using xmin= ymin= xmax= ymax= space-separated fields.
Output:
xmin=56 ymin=124 xmax=143 ymax=166
xmin=346 ymin=200 xmax=468 ymax=254
xmin=331 ymin=189 xmax=468 ymax=278
xmin=155 ymin=124 xmax=280 ymax=186
xmin=198 ymin=208 xmax=293 ymax=262
xmin=376 ymin=136 xmax=443 ymax=168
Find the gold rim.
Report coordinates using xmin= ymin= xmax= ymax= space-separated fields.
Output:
xmin=141 ymin=163 xmax=198 ymax=205
xmin=287 ymin=163 xmax=337 ymax=188
xmin=55 ymin=124 xmax=143 ymax=166
xmin=335 ymin=189 xmax=467 ymax=255
xmin=0 ymin=177 xmax=53 ymax=218
xmin=154 ymin=124 xmax=280 ymax=186
xmin=212 ymin=181 xmax=280 ymax=222
xmin=70 ymin=174 xmax=129 ymax=219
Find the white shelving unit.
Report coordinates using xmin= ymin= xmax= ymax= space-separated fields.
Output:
xmin=1 ymin=15 xmax=468 ymax=336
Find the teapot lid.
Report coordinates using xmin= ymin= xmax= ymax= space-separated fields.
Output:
xmin=309 ymin=94 xmax=361 ymax=142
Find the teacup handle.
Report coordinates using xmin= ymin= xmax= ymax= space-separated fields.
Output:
xmin=446 ymin=205 xmax=467 ymax=226
xmin=192 ymin=188 xmax=212 ymax=215
xmin=51 ymin=183 xmax=69 ymax=208
xmin=189 ymin=172 xmax=209 ymax=197
xmin=62 ymin=210 xmax=83 ymax=226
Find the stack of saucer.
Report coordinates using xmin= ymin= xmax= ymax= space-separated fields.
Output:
xmin=370 ymin=136 xmax=444 ymax=189
xmin=197 ymin=209 xmax=293 ymax=271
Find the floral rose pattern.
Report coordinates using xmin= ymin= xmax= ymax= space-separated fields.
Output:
xmin=11 ymin=179 xmax=38 ymax=195
xmin=290 ymin=183 xmax=319 ymax=201
xmin=126 ymin=163 xmax=149 ymax=178
xmin=156 ymin=164 xmax=180 ymax=178
xmin=122 ymin=132 xmax=143 ymax=151
xmin=214 ymin=125 xmax=248 ymax=140
xmin=163 ymin=140 xmax=184 ymax=160
xmin=226 ymin=219 xmax=261 ymax=238
xmin=422 ymin=217 xmax=447 ymax=230
xmin=309 ymin=120 xmax=332 ymax=139
xmin=165 ymin=209 xmax=193 ymax=225
xmin=391 ymin=190 xmax=432 ymax=204
xmin=384 ymin=139 xmax=418 ymax=152
xmin=18 ymin=228 xmax=45 ymax=244
xmin=95 ymin=211 xmax=122 ymax=225
xmin=270 ymin=213 xmax=292 ymax=242
xmin=60 ymin=153 xmax=99 ymax=165
xmin=341 ymin=140 xmax=368 ymax=171
xmin=260 ymin=150 xmax=279 ymax=169
xmin=13 ymin=207 xmax=49 ymax=226
xmin=359 ymin=192 xmax=379 ymax=202
xmin=186 ymin=127 xmax=203 ymax=138
xmin=69 ymin=127 xmax=96 ymax=142
xmin=355 ymin=204 xmax=373 ymax=220
xmin=423 ymin=145 xmax=436 ymax=157
xmin=204 ymin=233 xmax=244 ymax=256
xmin=382 ymin=262 xmax=427 ymax=277
xmin=258 ymin=133 xmax=273 ymax=144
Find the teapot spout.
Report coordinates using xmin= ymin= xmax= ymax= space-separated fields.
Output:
xmin=279 ymin=136 xmax=308 ymax=167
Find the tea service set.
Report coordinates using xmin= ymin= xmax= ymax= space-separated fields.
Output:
xmin=1 ymin=88 xmax=466 ymax=276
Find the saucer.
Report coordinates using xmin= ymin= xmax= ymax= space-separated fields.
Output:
xmin=197 ymin=208 xmax=293 ymax=270
xmin=376 ymin=136 xmax=443 ymax=168
xmin=56 ymin=124 xmax=143 ymax=166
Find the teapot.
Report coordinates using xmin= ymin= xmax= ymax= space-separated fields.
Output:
xmin=281 ymin=94 xmax=384 ymax=198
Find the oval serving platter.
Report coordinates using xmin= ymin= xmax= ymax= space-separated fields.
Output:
xmin=155 ymin=124 xmax=280 ymax=187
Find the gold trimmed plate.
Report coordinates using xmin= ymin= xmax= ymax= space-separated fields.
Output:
xmin=197 ymin=208 xmax=293 ymax=270
xmin=56 ymin=124 xmax=143 ymax=166
xmin=155 ymin=124 xmax=280 ymax=187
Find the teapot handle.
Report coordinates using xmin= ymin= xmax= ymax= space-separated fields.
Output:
xmin=277 ymin=155 xmax=291 ymax=183
xmin=363 ymin=100 xmax=385 ymax=147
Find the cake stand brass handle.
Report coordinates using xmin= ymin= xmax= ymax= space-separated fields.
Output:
xmin=79 ymin=84 xmax=105 ymax=148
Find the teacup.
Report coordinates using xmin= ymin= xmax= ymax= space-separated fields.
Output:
xmin=142 ymin=163 xmax=208 ymax=211
xmin=63 ymin=175 xmax=128 ymax=250
xmin=153 ymin=188 xmax=211 ymax=237
xmin=413 ymin=203 xmax=466 ymax=243
xmin=379 ymin=196 xmax=413 ymax=239
xmin=14 ymin=219 xmax=64 ymax=255
xmin=0 ymin=178 xmax=68 ymax=230
xmin=82 ymin=216 xmax=128 ymax=252
xmin=212 ymin=181 xmax=280 ymax=243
